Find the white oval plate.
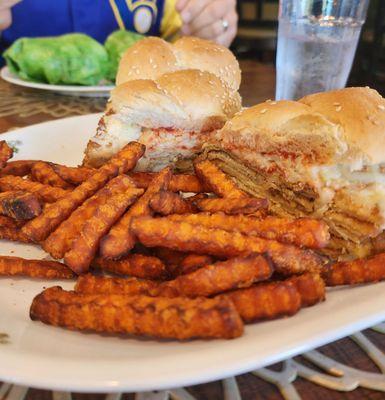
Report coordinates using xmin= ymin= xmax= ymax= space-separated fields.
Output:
xmin=1 ymin=67 xmax=114 ymax=97
xmin=1 ymin=114 xmax=385 ymax=393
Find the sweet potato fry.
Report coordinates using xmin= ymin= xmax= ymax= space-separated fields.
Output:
xmin=322 ymin=252 xmax=385 ymax=286
xmin=0 ymin=191 xmax=41 ymax=220
xmin=129 ymin=172 xmax=206 ymax=193
xmin=0 ymin=176 xmax=68 ymax=203
xmin=22 ymin=142 xmax=145 ymax=242
xmin=158 ymin=254 xmax=273 ymax=298
xmin=194 ymin=159 xmax=246 ymax=198
xmin=31 ymin=162 xmax=73 ymax=189
xmin=0 ymin=215 xmax=23 ymax=228
xmin=0 ymin=141 xmax=13 ymax=168
xmin=0 ymin=226 xmax=32 ymax=243
xmin=186 ymin=193 xmax=209 ymax=204
xmin=175 ymin=254 xmax=214 ymax=275
xmin=0 ymin=160 xmax=36 ymax=177
xmin=30 ymin=286 xmax=243 ymax=339
xmin=93 ymin=254 xmax=168 ymax=280
xmin=64 ymin=187 xmax=143 ymax=274
xmin=195 ymin=197 xmax=268 ymax=215
xmin=75 ymin=274 xmax=158 ymax=295
xmin=226 ymin=280 xmax=302 ymax=322
xmin=152 ymin=247 xmax=187 ymax=276
xmin=100 ymin=167 xmax=172 ymax=259
xmin=132 ymin=217 xmax=324 ymax=275
xmin=0 ymin=256 xmax=74 ymax=279
xmin=286 ymin=273 xmax=325 ymax=307
xmin=43 ymin=175 xmax=137 ymax=259
xmin=51 ymin=164 xmax=95 ymax=185
xmin=149 ymin=191 xmax=196 ymax=215
xmin=168 ymin=213 xmax=329 ymax=249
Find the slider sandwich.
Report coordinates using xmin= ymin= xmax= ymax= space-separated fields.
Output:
xmin=83 ymin=69 xmax=241 ymax=171
xmin=204 ymin=87 xmax=385 ymax=259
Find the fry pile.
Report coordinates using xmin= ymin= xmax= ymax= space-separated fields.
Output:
xmin=0 ymin=140 xmax=384 ymax=340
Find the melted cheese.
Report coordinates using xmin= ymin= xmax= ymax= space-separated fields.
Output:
xmin=310 ymin=164 xmax=385 ymax=190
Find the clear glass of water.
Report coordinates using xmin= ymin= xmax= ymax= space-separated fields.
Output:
xmin=276 ymin=0 xmax=370 ymax=100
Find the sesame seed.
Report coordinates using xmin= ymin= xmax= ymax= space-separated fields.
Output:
xmin=260 ymin=109 xmax=267 ymax=114
xmin=333 ymin=102 xmax=340 ymax=106
xmin=266 ymin=99 xmax=272 ymax=103
xmin=378 ymin=105 xmax=385 ymax=111
xmin=270 ymin=101 xmax=277 ymax=105
xmin=335 ymin=105 xmax=342 ymax=112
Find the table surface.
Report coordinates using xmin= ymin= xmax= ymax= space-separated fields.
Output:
xmin=0 ymin=60 xmax=385 ymax=400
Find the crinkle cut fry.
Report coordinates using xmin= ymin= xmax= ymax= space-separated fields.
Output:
xmin=100 ymin=167 xmax=172 ymax=259
xmin=0 ymin=160 xmax=36 ymax=177
xmin=57 ymin=169 xmax=208 ymax=192
xmin=186 ymin=193 xmax=209 ymax=205
xmin=176 ymin=254 xmax=214 ymax=276
xmin=158 ymin=254 xmax=273 ymax=298
xmin=322 ymin=252 xmax=385 ymax=286
xmin=0 ymin=215 xmax=22 ymax=228
xmin=43 ymin=175 xmax=137 ymax=260
xmin=93 ymin=253 xmax=168 ymax=280
xmin=286 ymin=273 xmax=325 ymax=307
xmin=31 ymin=161 xmax=73 ymax=189
xmin=226 ymin=280 xmax=302 ymax=322
xmin=22 ymin=142 xmax=145 ymax=242
xmin=30 ymin=286 xmax=244 ymax=340
xmin=195 ymin=197 xmax=268 ymax=215
xmin=132 ymin=217 xmax=324 ymax=276
xmin=0 ymin=141 xmax=13 ymax=168
xmin=0 ymin=176 xmax=68 ymax=203
xmin=194 ymin=159 xmax=246 ymax=198
xmin=0 ymin=226 xmax=32 ymax=243
xmin=149 ymin=191 xmax=196 ymax=215
xmin=168 ymin=213 xmax=330 ymax=249
xmin=64 ymin=187 xmax=143 ymax=274
xmin=0 ymin=256 xmax=74 ymax=279
xmin=51 ymin=164 xmax=95 ymax=185
xmin=75 ymin=274 xmax=159 ymax=295
xmin=129 ymin=172 xmax=207 ymax=193
xmin=0 ymin=191 xmax=41 ymax=220
xmin=152 ymin=247 xmax=186 ymax=275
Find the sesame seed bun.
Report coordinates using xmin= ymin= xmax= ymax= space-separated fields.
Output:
xmin=300 ymin=87 xmax=385 ymax=165
xmin=116 ymin=36 xmax=241 ymax=92
xmin=217 ymin=87 xmax=385 ymax=166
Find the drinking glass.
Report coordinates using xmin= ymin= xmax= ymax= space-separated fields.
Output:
xmin=276 ymin=0 xmax=370 ymax=100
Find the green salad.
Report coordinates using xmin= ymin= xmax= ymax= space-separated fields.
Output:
xmin=105 ymin=30 xmax=143 ymax=81
xmin=3 ymin=30 xmax=144 ymax=86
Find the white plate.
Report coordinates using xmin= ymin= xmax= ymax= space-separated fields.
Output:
xmin=1 ymin=114 xmax=385 ymax=393
xmin=1 ymin=67 xmax=114 ymax=97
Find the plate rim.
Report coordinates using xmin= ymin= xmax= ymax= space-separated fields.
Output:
xmin=1 ymin=66 xmax=115 ymax=92
xmin=0 ymin=302 xmax=384 ymax=393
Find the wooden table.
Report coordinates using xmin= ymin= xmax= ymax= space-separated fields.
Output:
xmin=0 ymin=61 xmax=385 ymax=400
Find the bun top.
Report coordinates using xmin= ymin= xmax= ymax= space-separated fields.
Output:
xmin=111 ymin=69 xmax=241 ymax=132
xmin=218 ymin=87 xmax=385 ymax=165
xmin=116 ymin=36 xmax=241 ymax=91
xmin=300 ymin=87 xmax=385 ymax=164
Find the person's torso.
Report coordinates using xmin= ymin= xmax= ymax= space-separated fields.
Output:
xmin=1 ymin=0 xmax=181 ymax=53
